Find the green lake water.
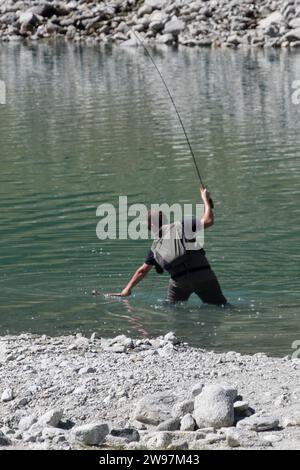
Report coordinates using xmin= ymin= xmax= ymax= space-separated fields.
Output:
xmin=0 ymin=42 xmax=299 ymax=355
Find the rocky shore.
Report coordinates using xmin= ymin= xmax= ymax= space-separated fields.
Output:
xmin=0 ymin=331 xmax=299 ymax=450
xmin=0 ymin=0 xmax=300 ymax=49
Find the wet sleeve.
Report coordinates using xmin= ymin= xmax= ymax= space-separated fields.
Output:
xmin=145 ymin=249 xmax=155 ymax=265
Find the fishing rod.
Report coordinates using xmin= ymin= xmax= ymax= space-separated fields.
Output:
xmin=131 ymin=30 xmax=214 ymax=208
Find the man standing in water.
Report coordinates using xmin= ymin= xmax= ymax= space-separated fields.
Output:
xmin=108 ymin=186 xmax=227 ymax=306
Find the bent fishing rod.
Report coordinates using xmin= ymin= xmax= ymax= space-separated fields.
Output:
xmin=132 ymin=30 xmax=214 ymax=208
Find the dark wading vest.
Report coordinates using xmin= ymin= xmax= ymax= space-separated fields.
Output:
xmin=151 ymin=221 xmax=210 ymax=279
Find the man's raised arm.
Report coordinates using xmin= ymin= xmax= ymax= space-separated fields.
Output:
xmin=200 ymin=185 xmax=214 ymax=229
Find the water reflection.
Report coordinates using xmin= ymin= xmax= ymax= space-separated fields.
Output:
xmin=0 ymin=42 xmax=299 ymax=355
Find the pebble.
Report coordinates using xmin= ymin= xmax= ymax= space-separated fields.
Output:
xmin=1 ymin=388 xmax=14 ymax=402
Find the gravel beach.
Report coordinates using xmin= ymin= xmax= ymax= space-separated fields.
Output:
xmin=0 ymin=0 xmax=300 ymax=49
xmin=0 ymin=331 xmax=299 ymax=450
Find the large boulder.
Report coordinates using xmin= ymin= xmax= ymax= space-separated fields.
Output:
xmin=70 ymin=422 xmax=109 ymax=446
xmin=134 ymin=392 xmax=177 ymax=425
xmin=164 ymin=19 xmax=185 ymax=36
xmin=258 ymin=11 xmax=282 ymax=31
xmin=194 ymin=385 xmax=234 ymax=429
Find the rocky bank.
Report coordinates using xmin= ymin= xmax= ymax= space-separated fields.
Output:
xmin=0 ymin=0 xmax=300 ymax=49
xmin=0 ymin=331 xmax=300 ymax=450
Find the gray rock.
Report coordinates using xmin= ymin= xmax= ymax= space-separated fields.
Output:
xmin=90 ymin=332 xmax=101 ymax=341
xmin=265 ymin=23 xmax=280 ymax=38
xmin=191 ymin=383 xmax=204 ymax=397
xmin=157 ymin=417 xmax=180 ymax=431
xmin=164 ymin=332 xmax=179 ymax=344
xmin=78 ymin=367 xmax=96 ymax=375
xmin=18 ymin=415 xmax=37 ymax=432
xmin=1 ymin=388 xmax=14 ymax=402
xmin=0 ymin=430 xmax=11 ymax=446
xmin=156 ymin=33 xmax=174 ymax=44
xmin=149 ymin=11 xmax=168 ymax=32
xmin=218 ymin=383 xmax=238 ymax=402
xmin=149 ymin=338 xmax=165 ymax=349
xmin=17 ymin=397 xmax=30 ymax=407
xmin=225 ymin=428 xmax=241 ymax=448
xmin=146 ymin=431 xmax=172 ymax=449
xmin=42 ymin=427 xmax=66 ymax=441
xmin=262 ymin=433 xmax=283 ymax=444
xmin=134 ymin=392 xmax=176 ymax=425
xmin=72 ymin=337 xmax=90 ymax=349
xmin=205 ymin=432 xmax=226 ymax=444
xmin=70 ymin=422 xmax=109 ymax=446
xmin=0 ymin=12 xmax=17 ymax=24
xmin=237 ymin=415 xmax=279 ymax=432
xmin=23 ymin=423 xmax=43 ymax=443
xmin=234 ymin=401 xmax=249 ymax=413
xmin=108 ymin=335 xmax=130 ymax=346
xmin=109 ymin=344 xmax=126 ymax=353
xmin=110 ymin=428 xmax=140 ymax=442
xmin=138 ymin=5 xmax=153 ymax=17
xmin=172 ymin=399 xmax=194 ymax=418
xmin=145 ymin=0 xmax=168 ymax=9
xmin=289 ymin=18 xmax=300 ymax=29
xmin=281 ymin=409 xmax=300 ymax=428
xmin=31 ymin=4 xmax=58 ymax=19
xmin=158 ymin=343 xmax=175 ymax=356
xmin=167 ymin=439 xmax=189 ymax=450
xmin=164 ymin=19 xmax=185 ymax=36
xmin=19 ymin=11 xmax=40 ymax=27
xmin=37 ymin=409 xmax=63 ymax=428
xmin=226 ymin=35 xmax=241 ymax=46
xmin=180 ymin=414 xmax=196 ymax=431
xmin=284 ymin=28 xmax=300 ymax=42
xmin=274 ymin=393 xmax=289 ymax=408
xmin=194 ymin=385 xmax=234 ymax=429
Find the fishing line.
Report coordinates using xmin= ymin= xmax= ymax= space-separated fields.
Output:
xmin=131 ymin=30 xmax=214 ymax=207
